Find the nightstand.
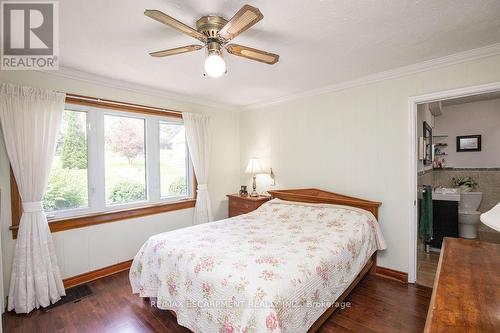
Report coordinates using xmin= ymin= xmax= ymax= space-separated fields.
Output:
xmin=227 ymin=194 xmax=271 ymax=217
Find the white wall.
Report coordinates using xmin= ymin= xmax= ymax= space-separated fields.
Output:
xmin=434 ymin=98 xmax=500 ymax=168
xmin=240 ymin=54 xmax=500 ymax=273
xmin=0 ymin=70 xmax=240 ymax=301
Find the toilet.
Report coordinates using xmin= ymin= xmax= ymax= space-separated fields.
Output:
xmin=458 ymin=192 xmax=483 ymax=239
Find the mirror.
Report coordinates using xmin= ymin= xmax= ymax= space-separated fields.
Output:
xmin=423 ymin=121 xmax=433 ymax=165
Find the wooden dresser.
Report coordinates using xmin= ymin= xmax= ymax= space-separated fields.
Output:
xmin=227 ymin=194 xmax=270 ymax=217
xmin=424 ymin=237 xmax=500 ymax=332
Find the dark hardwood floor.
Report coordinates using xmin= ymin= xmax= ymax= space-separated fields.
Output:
xmin=3 ymin=271 xmax=431 ymax=333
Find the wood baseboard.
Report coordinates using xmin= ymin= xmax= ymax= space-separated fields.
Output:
xmin=375 ymin=266 xmax=408 ymax=283
xmin=63 ymin=259 xmax=133 ymax=289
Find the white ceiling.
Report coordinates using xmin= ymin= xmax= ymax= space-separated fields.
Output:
xmin=60 ymin=0 xmax=500 ymax=107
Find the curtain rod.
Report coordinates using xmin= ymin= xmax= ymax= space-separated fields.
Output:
xmin=60 ymin=92 xmax=183 ymax=115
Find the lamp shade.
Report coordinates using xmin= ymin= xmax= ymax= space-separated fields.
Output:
xmin=245 ymin=158 xmax=264 ymax=174
xmin=480 ymin=203 xmax=500 ymax=232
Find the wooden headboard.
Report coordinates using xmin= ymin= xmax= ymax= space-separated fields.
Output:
xmin=267 ymin=188 xmax=381 ymax=219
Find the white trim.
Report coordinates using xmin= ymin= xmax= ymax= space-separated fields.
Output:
xmin=36 ymin=44 xmax=500 ymax=111
xmin=244 ymin=43 xmax=500 ymax=110
xmin=407 ymin=81 xmax=500 ymax=283
xmin=146 ymin=118 xmax=160 ymax=202
xmin=92 ymin=109 xmax=106 ymax=212
xmin=39 ymin=66 xmax=236 ymax=111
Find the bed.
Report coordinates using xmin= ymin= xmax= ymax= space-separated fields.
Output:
xmin=130 ymin=188 xmax=386 ymax=333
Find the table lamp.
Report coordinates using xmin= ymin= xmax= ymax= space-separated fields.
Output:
xmin=245 ymin=158 xmax=264 ymax=197
xmin=480 ymin=203 xmax=500 ymax=232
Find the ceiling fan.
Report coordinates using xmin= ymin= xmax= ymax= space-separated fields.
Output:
xmin=144 ymin=4 xmax=279 ymax=78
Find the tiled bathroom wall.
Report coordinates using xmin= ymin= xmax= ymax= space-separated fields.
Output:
xmin=433 ymin=168 xmax=500 ymax=212
xmin=418 ymin=168 xmax=500 ymax=243
xmin=417 ymin=169 xmax=433 ymax=187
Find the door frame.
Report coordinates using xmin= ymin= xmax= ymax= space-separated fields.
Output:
xmin=407 ymin=81 xmax=500 ymax=283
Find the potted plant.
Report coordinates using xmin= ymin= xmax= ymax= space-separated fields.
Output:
xmin=451 ymin=176 xmax=478 ymax=192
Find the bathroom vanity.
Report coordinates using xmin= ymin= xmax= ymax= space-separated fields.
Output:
xmin=430 ymin=199 xmax=459 ymax=248
xmin=429 ymin=188 xmax=460 ymax=249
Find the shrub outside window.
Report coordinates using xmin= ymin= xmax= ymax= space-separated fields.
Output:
xmin=43 ymin=110 xmax=89 ymax=213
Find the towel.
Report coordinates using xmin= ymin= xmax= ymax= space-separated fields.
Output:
xmin=419 ymin=185 xmax=433 ymax=242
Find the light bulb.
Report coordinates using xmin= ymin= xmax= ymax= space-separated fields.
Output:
xmin=204 ymin=53 xmax=226 ymax=78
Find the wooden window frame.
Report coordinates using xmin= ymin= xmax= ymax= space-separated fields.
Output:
xmin=9 ymin=94 xmax=197 ymax=239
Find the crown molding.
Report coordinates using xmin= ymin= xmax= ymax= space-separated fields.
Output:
xmin=35 ymin=43 xmax=500 ymax=112
xmin=242 ymin=43 xmax=500 ymax=110
xmin=38 ymin=66 xmax=236 ymax=111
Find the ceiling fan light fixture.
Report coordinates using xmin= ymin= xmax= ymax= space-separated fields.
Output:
xmin=205 ymin=53 xmax=226 ymax=78
xmin=204 ymin=41 xmax=226 ymax=78
xmin=144 ymin=5 xmax=279 ymax=76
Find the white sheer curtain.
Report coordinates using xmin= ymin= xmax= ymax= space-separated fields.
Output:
xmin=0 ymin=83 xmax=66 ymax=313
xmin=182 ymin=112 xmax=213 ymax=224
xmin=0 ymin=185 xmax=4 ymax=315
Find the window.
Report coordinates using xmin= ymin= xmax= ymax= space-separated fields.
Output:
xmin=160 ymin=121 xmax=188 ymax=198
xmin=104 ymin=115 xmax=146 ymax=205
xmin=40 ymin=102 xmax=193 ymax=221
xmin=43 ymin=110 xmax=89 ymax=213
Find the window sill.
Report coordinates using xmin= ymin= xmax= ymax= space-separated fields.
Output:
xmin=10 ymin=199 xmax=196 ymax=239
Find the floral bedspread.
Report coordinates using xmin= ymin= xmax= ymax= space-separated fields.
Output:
xmin=130 ymin=199 xmax=386 ymax=333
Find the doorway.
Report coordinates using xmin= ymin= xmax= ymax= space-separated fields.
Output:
xmin=408 ymin=82 xmax=500 ymax=284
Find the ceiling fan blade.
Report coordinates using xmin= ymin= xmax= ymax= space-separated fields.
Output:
xmin=218 ymin=5 xmax=263 ymax=40
xmin=226 ymin=44 xmax=279 ymax=64
xmin=144 ymin=10 xmax=207 ymax=43
xmin=149 ymin=45 xmax=203 ymax=57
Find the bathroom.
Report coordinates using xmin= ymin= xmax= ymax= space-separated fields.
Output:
xmin=416 ymin=92 xmax=500 ymax=287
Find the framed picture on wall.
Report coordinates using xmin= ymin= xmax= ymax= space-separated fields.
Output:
xmin=456 ymin=135 xmax=481 ymax=152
